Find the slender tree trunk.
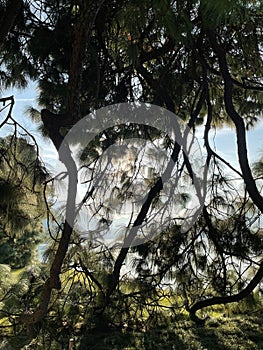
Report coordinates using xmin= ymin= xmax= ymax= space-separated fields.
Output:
xmin=189 ymin=27 xmax=263 ymax=323
xmin=19 ymin=0 xmax=106 ymax=327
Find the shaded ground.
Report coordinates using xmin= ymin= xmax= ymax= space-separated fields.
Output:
xmin=78 ymin=313 xmax=263 ymax=350
xmin=1 ymin=311 xmax=263 ymax=349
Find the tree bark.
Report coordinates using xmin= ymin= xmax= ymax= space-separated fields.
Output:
xmin=189 ymin=27 xmax=263 ymax=323
xmin=19 ymin=0 xmax=106 ymax=327
xmin=106 ymin=84 xmax=207 ymax=300
xmin=207 ymin=28 xmax=263 ymax=214
xmin=190 ymin=261 xmax=263 ymax=323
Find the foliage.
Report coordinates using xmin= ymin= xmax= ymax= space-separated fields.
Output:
xmin=3 ymin=311 xmax=263 ymax=349
xmin=0 ymin=0 xmax=262 ymax=348
xmin=0 ymin=136 xmax=47 ymax=267
xmin=76 ymin=313 xmax=263 ymax=350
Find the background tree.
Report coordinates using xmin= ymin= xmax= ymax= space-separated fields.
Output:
xmin=0 ymin=135 xmax=47 ymax=268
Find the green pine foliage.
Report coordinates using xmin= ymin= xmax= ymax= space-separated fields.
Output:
xmin=0 ymin=0 xmax=262 ymax=348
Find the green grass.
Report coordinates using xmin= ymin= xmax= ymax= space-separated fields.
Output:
xmin=2 ymin=311 xmax=263 ymax=349
xmin=77 ymin=313 xmax=263 ymax=350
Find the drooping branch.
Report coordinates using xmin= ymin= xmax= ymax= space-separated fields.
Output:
xmin=106 ymin=143 xmax=181 ymax=299
xmin=188 ymin=27 xmax=263 ymax=324
xmin=0 ymin=96 xmax=15 ymax=128
xmin=207 ymin=28 xmax=263 ymax=214
xmin=106 ymin=84 xmax=207 ymax=300
xmin=189 ymin=260 xmax=263 ymax=323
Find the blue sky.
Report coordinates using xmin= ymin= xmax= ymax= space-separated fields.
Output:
xmin=208 ymin=122 xmax=263 ymax=169
xmin=0 ymin=82 xmax=58 ymax=171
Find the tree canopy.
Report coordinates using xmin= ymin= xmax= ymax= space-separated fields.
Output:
xmin=0 ymin=0 xmax=262 ymax=348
